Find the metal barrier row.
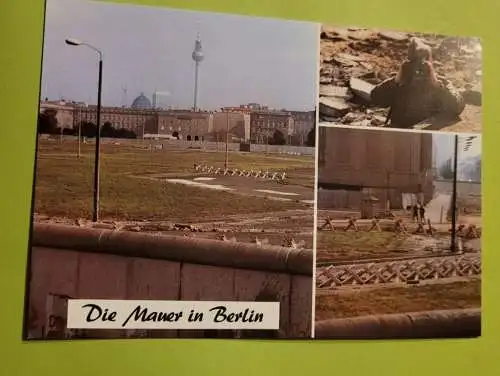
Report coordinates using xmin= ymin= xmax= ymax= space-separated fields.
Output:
xmin=317 ymin=217 xmax=481 ymax=238
xmin=193 ymin=163 xmax=288 ymax=184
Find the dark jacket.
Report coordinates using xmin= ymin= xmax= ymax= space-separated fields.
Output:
xmin=371 ymin=73 xmax=465 ymax=128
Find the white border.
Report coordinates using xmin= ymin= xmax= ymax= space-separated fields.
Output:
xmin=318 ymin=122 xmax=482 ymax=136
xmin=310 ymin=22 xmax=322 ymax=339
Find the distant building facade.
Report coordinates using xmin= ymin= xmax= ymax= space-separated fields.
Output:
xmin=290 ymin=110 xmax=316 ymax=145
xmin=39 ymin=96 xmax=314 ymax=145
xmin=318 ymin=127 xmax=434 ymax=210
xmin=211 ymin=111 xmax=251 ymax=142
xmin=250 ymin=110 xmax=293 ymax=144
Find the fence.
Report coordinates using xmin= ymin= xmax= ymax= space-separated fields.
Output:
xmin=27 ymin=223 xmax=313 ymax=340
xmin=56 ymin=136 xmax=315 ymax=156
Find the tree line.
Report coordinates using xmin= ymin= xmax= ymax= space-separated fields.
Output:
xmin=439 ymin=157 xmax=481 ymax=182
xmin=267 ymin=128 xmax=315 ymax=147
xmin=38 ymin=109 xmax=137 ymax=139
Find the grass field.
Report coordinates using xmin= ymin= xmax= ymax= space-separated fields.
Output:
xmin=34 ymin=139 xmax=314 ymax=222
xmin=315 ymin=280 xmax=481 ymax=320
xmin=316 ymin=232 xmax=410 ymax=263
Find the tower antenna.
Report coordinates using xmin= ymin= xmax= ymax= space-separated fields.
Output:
xmin=121 ymin=85 xmax=128 ymax=107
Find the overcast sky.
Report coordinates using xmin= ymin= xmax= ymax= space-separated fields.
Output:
xmin=433 ymin=133 xmax=481 ymax=166
xmin=41 ymin=0 xmax=319 ymax=111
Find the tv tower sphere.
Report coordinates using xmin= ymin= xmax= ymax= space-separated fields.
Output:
xmin=192 ymin=36 xmax=204 ymax=62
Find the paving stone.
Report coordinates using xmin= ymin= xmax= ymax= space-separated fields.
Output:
xmin=371 ymin=115 xmax=387 ymax=126
xmin=319 ymin=85 xmax=352 ymax=99
xmin=336 ymin=53 xmax=367 ymax=62
xmin=379 ymin=31 xmax=408 ymax=42
xmin=332 ymin=55 xmax=358 ymax=67
xmin=349 ymin=77 xmax=375 ymax=102
xmin=319 ymin=97 xmax=351 ymax=117
xmin=348 ymin=29 xmax=375 ymax=41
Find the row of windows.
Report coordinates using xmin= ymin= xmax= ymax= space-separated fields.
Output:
xmin=252 ymin=121 xmax=287 ymax=127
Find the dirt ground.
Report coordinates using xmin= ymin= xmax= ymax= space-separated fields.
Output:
xmin=316 ymin=207 xmax=481 ymax=263
xmin=155 ymin=174 xmax=315 ymax=203
xmin=316 ymin=229 xmax=482 ymax=264
xmin=319 ymin=26 xmax=482 ymax=132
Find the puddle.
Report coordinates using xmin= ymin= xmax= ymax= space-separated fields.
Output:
xmin=166 ymin=179 xmax=232 ymax=191
xmin=193 ymin=177 xmax=216 ymax=181
xmin=255 ymin=189 xmax=299 ymax=196
xmin=268 ymin=197 xmax=293 ymax=201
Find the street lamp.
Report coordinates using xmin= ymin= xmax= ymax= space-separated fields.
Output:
xmin=450 ymin=134 xmax=459 ymax=252
xmin=450 ymin=135 xmax=478 ymax=252
xmin=65 ymin=38 xmax=103 ymax=222
xmin=76 ymin=102 xmax=88 ymax=159
xmin=225 ymin=112 xmax=229 ymax=169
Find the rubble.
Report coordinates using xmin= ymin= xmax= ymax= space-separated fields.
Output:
xmin=319 ymin=27 xmax=482 ymax=127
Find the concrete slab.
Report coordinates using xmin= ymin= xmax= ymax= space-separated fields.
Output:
xmin=320 ymin=85 xmax=352 ymax=99
xmin=319 ymin=97 xmax=351 ymax=117
xmin=379 ymin=31 xmax=408 ymax=42
xmin=349 ymin=77 xmax=375 ymax=102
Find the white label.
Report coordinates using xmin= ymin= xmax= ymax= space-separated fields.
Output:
xmin=67 ymin=300 xmax=280 ymax=330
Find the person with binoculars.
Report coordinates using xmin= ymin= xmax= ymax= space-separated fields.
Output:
xmin=371 ymin=37 xmax=465 ymax=128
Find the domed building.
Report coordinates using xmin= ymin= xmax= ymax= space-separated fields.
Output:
xmin=131 ymin=92 xmax=152 ymax=109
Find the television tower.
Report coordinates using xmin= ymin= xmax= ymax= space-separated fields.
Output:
xmin=191 ymin=33 xmax=204 ymax=111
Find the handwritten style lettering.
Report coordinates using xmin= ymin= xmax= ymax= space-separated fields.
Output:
xmin=209 ymin=306 xmax=264 ymax=323
xmin=121 ymin=305 xmax=183 ymax=327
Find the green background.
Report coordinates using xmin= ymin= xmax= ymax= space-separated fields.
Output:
xmin=0 ymin=0 xmax=496 ymax=374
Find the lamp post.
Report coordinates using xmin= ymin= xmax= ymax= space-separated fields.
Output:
xmin=76 ymin=102 xmax=87 ymax=159
xmin=78 ymin=105 xmax=82 ymax=159
xmin=65 ymin=38 xmax=103 ymax=222
xmin=225 ymin=112 xmax=229 ymax=169
xmin=450 ymin=134 xmax=459 ymax=252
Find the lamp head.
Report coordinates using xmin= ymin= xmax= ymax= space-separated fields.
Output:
xmin=65 ymin=38 xmax=82 ymax=46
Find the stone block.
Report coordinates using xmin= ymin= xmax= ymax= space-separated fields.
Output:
xmin=378 ymin=31 xmax=408 ymax=42
xmin=320 ymin=85 xmax=351 ymax=99
xmin=349 ymin=77 xmax=375 ymax=102
xmin=319 ymin=97 xmax=351 ymax=117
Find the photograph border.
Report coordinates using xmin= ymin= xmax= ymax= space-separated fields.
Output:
xmin=22 ymin=0 xmax=319 ymax=341
xmin=313 ymin=124 xmax=482 ymax=339
xmin=1 ymin=0 xmax=498 ymax=375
